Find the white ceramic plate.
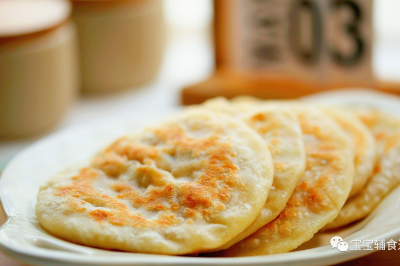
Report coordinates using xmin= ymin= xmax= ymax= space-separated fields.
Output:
xmin=1 ymin=89 xmax=400 ymax=266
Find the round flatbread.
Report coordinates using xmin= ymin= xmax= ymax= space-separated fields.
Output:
xmin=323 ymin=108 xmax=377 ymax=198
xmin=36 ymin=110 xmax=274 ymax=254
xmin=202 ymin=98 xmax=306 ymax=251
xmin=324 ymin=108 xmax=400 ymax=230
xmin=219 ymin=106 xmax=354 ymax=256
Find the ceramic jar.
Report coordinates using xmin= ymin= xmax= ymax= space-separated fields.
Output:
xmin=0 ymin=0 xmax=79 ymax=138
xmin=72 ymin=0 xmax=165 ymax=93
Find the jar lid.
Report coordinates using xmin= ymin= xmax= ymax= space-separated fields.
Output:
xmin=0 ymin=0 xmax=71 ymax=38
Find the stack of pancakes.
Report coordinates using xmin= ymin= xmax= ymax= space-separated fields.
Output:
xmin=35 ymin=97 xmax=400 ymax=256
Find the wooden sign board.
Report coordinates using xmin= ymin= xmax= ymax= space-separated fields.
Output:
xmin=182 ymin=0 xmax=400 ymax=105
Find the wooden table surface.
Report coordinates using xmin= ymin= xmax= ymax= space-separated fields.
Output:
xmin=0 ymin=203 xmax=399 ymax=265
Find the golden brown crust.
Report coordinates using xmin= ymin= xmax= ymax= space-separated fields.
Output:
xmin=322 ymin=108 xmax=377 ymax=198
xmin=201 ymin=99 xmax=306 ymax=251
xmin=325 ymin=108 xmax=400 ymax=229
xmin=219 ymin=106 xmax=354 ymax=256
xmin=36 ymin=110 xmax=274 ymax=254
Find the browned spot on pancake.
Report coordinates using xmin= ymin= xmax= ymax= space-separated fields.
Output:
xmin=299 ymin=181 xmax=309 ymax=191
xmin=219 ymin=184 xmax=231 ymax=201
xmin=265 ymin=220 xmax=278 ymax=232
xmin=304 ymin=186 xmax=331 ymax=213
xmin=68 ymin=200 xmax=86 ymax=213
xmin=279 ymin=221 xmax=294 ymax=236
xmin=373 ymin=163 xmax=381 ymax=174
xmin=357 ymin=110 xmax=380 ymax=129
xmin=159 ymin=212 xmax=179 ymax=226
xmin=110 ymin=217 xmax=126 ymax=226
xmin=136 ymin=165 xmax=168 ymax=187
xmin=92 ymin=152 xmax=127 ymax=177
xmin=55 ymin=177 xmax=179 ymax=227
xmin=181 ymin=183 xmax=214 ymax=208
xmin=112 ymin=183 xmax=132 ymax=193
xmin=170 ymin=202 xmax=179 ymax=211
xmin=111 ymin=142 xmax=159 ymax=164
xmin=89 ymin=209 xmax=110 ymax=221
xmin=184 ymin=208 xmax=198 ymax=218
xmin=176 ymin=141 xmax=237 ymax=215
xmin=202 ymin=209 xmax=209 ymax=217
xmin=105 ymin=136 xmax=128 ymax=153
xmin=286 ymin=196 xmax=302 ymax=208
xmin=270 ymin=138 xmax=281 ymax=145
xmin=124 ymin=144 xmax=159 ymax=163
xmin=249 ymin=114 xmax=281 ymax=135
xmin=216 ymin=203 xmax=226 ymax=211
xmin=54 ymin=180 xmax=87 ymax=197
xmin=71 ymin=168 xmax=100 ymax=181
xmin=117 ymin=185 xmax=175 ymax=212
xmin=251 ymin=113 xmax=265 ymax=121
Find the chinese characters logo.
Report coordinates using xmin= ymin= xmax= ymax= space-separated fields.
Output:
xmin=331 ymin=236 xmax=395 ymax=251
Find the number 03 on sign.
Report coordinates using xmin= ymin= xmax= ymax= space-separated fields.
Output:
xmin=238 ymin=0 xmax=372 ymax=84
xmin=182 ymin=0 xmax=399 ymax=104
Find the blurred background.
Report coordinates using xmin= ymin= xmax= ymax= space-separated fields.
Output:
xmin=0 ymin=0 xmax=400 ymax=168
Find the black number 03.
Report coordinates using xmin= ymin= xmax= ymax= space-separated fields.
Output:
xmin=331 ymin=0 xmax=365 ymax=67
xmin=288 ymin=0 xmax=365 ymax=67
